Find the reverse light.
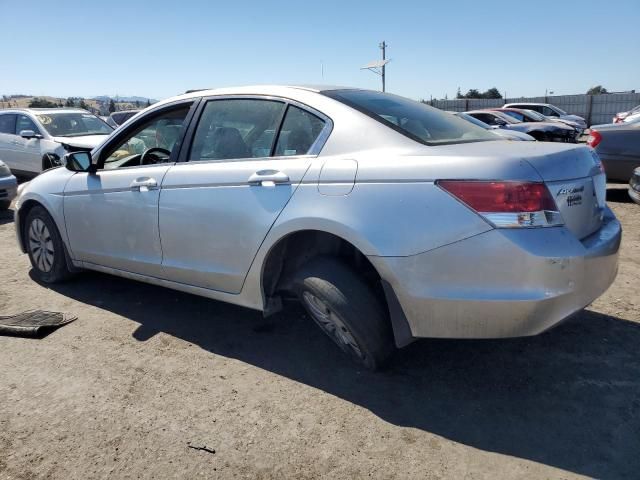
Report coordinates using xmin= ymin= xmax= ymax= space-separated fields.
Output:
xmin=586 ymin=130 xmax=602 ymax=148
xmin=437 ymin=180 xmax=563 ymax=228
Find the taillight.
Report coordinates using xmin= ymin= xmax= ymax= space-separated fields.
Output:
xmin=438 ymin=180 xmax=563 ymax=228
xmin=587 ymin=130 xmax=602 ymax=148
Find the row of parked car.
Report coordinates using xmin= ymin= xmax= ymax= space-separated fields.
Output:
xmin=455 ymin=102 xmax=587 ymax=143
xmin=0 ymin=98 xmax=639 ymax=214
xmin=451 ymin=101 xmax=640 ymax=201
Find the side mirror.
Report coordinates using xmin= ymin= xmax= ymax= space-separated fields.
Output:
xmin=20 ymin=129 xmax=41 ymax=139
xmin=64 ymin=151 xmax=96 ymax=173
xmin=494 ymin=119 xmax=507 ymax=127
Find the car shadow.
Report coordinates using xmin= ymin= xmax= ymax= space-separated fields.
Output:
xmin=0 ymin=207 xmax=14 ymax=225
xmin=39 ymin=270 xmax=639 ymax=479
xmin=607 ymin=184 xmax=634 ymax=204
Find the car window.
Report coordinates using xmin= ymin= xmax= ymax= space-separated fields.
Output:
xmin=189 ymin=99 xmax=286 ymax=161
xmin=16 ymin=115 xmax=40 ymax=134
xmin=470 ymin=113 xmax=498 ymax=125
xmin=102 ymin=106 xmax=190 ymax=170
xmin=542 ymin=106 xmax=558 ymax=117
xmin=502 ymin=111 xmax=525 ymax=122
xmin=0 ymin=114 xmax=16 ymax=134
xmin=324 ymin=90 xmax=496 ymax=145
xmin=274 ymin=106 xmax=325 ymax=156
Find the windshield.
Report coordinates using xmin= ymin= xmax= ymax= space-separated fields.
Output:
xmin=492 ymin=111 xmax=520 ymax=124
xmin=522 ymin=109 xmax=547 ymax=121
xmin=551 ymin=105 xmax=567 ymax=115
xmin=455 ymin=112 xmax=490 ymax=129
xmin=323 ymin=90 xmax=497 ymax=145
xmin=36 ymin=112 xmax=113 ymax=137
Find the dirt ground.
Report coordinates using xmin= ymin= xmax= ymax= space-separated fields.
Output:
xmin=0 ymin=183 xmax=638 ymax=480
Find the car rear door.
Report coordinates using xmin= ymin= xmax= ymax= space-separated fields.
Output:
xmin=158 ymin=96 xmax=331 ymax=294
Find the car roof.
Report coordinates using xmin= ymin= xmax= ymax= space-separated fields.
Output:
xmin=504 ymin=102 xmax=550 ymax=107
xmin=149 ymin=84 xmax=360 ymax=110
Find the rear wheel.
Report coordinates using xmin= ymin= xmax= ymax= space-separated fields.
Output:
xmin=25 ymin=206 xmax=73 ymax=283
xmin=293 ymin=257 xmax=394 ymax=370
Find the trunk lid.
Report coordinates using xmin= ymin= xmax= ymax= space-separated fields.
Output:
xmin=520 ymin=143 xmax=606 ymax=239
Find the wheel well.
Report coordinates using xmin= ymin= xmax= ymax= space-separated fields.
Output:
xmin=17 ymin=200 xmax=44 ymax=251
xmin=261 ymin=230 xmax=387 ymax=313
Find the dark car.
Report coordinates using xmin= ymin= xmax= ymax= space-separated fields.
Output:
xmin=588 ymin=122 xmax=640 ymax=181
xmin=106 ymin=110 xmax=140 ymax=128
xmin=465 ymin=110 xmax=576 ymax=142
xmin=492 ymin=108 xmax=583 ymax=136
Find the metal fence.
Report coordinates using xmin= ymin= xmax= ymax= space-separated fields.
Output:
xmin=427 ymin=92 xmax=640 ymax=126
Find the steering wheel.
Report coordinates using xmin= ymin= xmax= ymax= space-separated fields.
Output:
xmin=140 ymin=147 xmax=171 ymax=165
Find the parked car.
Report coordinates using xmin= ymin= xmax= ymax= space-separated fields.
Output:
xmin=587 ymin=121 xmax=640 ymax=181
xmin=629 ymin=168 xmax=640 ymax=204
xmin=613 ymin=105 xmax=640 ymax=123
xmin=503 ymin=102 xmax=587 ymax=129
xmin=0 ymin=108 xmax=113 ymax=176
xmin=492 ymin=108 xmax=583 ymax=135
xmin=106 ymin=110 xmax=141 ymax=128
xmin=452 ymin=112 xmax=535 ymax=141
xmin=0 ymin=159 xmax=17 ymax=210
xmin=14 ymin=86 xmax=620 ymax=370
xmin=465 ymin=110 xmax=576 ymax=142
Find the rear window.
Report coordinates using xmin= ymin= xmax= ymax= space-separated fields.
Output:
xmin=323 ymin=90 xmax=496 ymax=146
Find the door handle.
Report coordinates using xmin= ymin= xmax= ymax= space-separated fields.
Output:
xmin=247 ymin=170 xmax=290 ymax=187
xmin=130 ymin=177 xmax=158 ymax=192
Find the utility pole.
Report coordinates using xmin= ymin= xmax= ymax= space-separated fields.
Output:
xmin=380 ymin=41 xmax=387 ymax=92
xmin=361 ymin=41 xmax=390 ymax=92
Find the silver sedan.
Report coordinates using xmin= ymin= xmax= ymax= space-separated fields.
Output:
xmin=14 ymin=86 xmax=621 ymax=369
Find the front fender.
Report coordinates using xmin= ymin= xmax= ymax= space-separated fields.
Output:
xmin=14 ymin=168 xmax=75 ymax=252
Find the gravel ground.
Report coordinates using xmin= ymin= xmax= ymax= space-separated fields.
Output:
xmin=0 ymin=184 xmax=638 ymax=480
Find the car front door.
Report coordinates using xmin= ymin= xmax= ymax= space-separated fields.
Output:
xmin=64 ymin=102 xmax=195 ymax=276
xmin=159 ymin=97 xmax=330 ymax=293
xmin=13 ymin=114 xmax=44 ymax=174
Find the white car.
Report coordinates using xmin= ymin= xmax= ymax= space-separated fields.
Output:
xmin=0 ymin=108 xmax=113 ymax=176
xmin=504 ymin=102 xmax=587 ymax=130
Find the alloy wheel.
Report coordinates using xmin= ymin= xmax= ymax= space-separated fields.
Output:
xmin=302 ymin=291 xmax=364 ymax=360
xmin=28 ymin=218 xmax=55 ymax=273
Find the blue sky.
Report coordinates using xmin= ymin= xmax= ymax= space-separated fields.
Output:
xmin=1 ymin=0 xmax=638 ymax=101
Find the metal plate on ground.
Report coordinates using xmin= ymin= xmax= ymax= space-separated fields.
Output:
xmin=0 ymin=310 xmax=77 ymax=337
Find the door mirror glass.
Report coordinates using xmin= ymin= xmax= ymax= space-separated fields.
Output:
xmin=65 ymin=151 xmax=94 ymax=172
xmin=19 ymin=129 xmax=38 ymax=139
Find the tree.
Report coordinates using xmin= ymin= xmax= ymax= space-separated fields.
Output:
xmin=587 ymin=85 xmax=608 ymax=95
xmin=135 ymin=100 xmax=140 ymax=108
xmin=108 ymin=99 xmax=116 ymax=113
xmin=28 ymin=97 xmax=58 ymax=108
xmin=146 ymin=99 xmax=151 ymax=108
xmin=464 ymin=88 xmax=482 ymax=99
xmin=482 ymin=87 xmax=502 ymax=99
xmin=78 ymin=98 xmax=88 ymax=110
xmin=65 ymin=97 xmax=75 ymax=107
xmin=456 ymin=87 xmax=463 ymax=99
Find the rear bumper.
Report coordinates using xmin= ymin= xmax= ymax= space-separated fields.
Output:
xmin=369 ymin=208 xmax=621 ymax=341
xmin=0 ymin=175 xmax=17 ymax=203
